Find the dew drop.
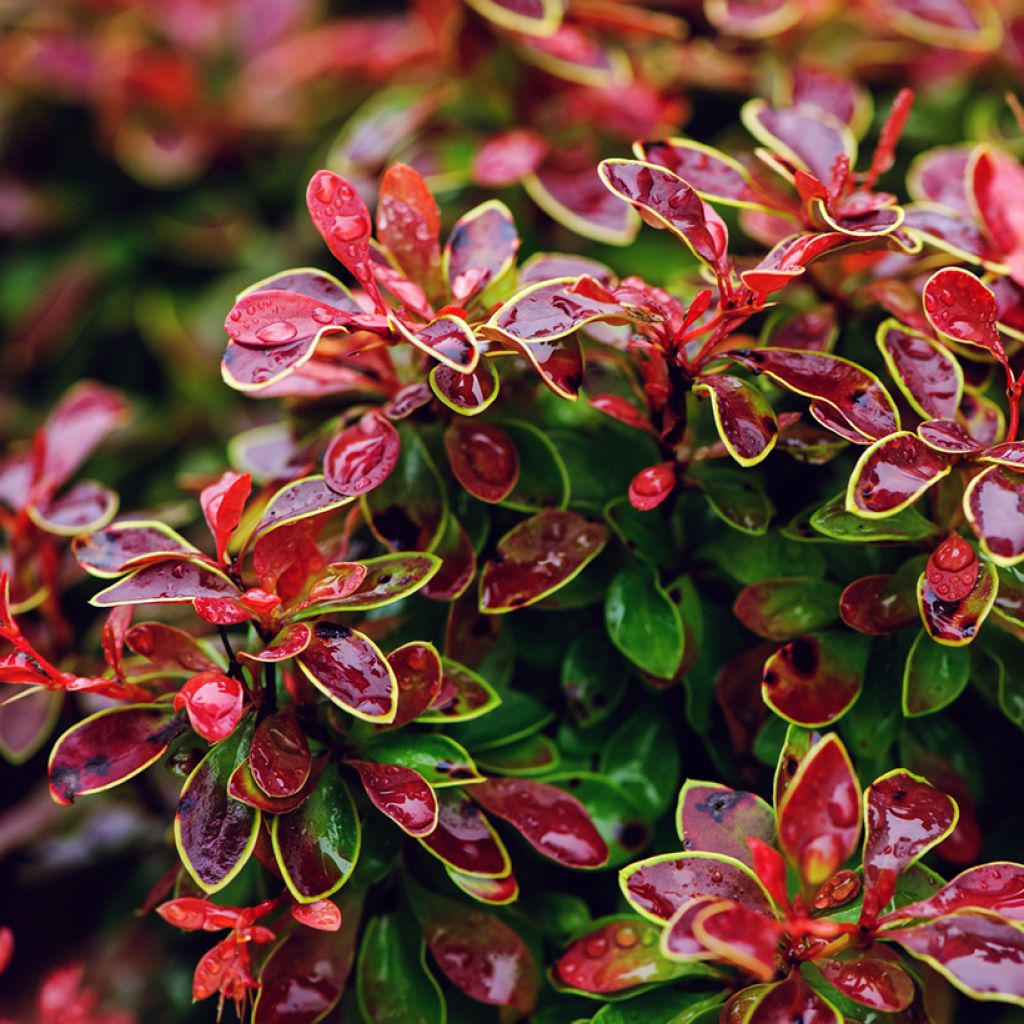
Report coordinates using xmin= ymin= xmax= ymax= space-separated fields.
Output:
xmin=255 ymin=320 xmax=298 ymax=344
xmin=614 ymin=926 xmax=638 ymax=949
xmin=584 ymin=937 xmax=608 ymax=958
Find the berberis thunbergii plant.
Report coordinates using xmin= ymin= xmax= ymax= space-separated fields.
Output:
xmin=8 ymin=25 xmax=1024 ymax=1021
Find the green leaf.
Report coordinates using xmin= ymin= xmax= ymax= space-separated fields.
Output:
xmin=902 ymin=630 xmax=971 ymax=716
xmin=448 ymin=690 xmax=554 ymax=751
xmin=733 ymin=577 xmax=841 ymax=641
xmin=810 ymin=493 xmax=937 ymax=542
xmin=699 ymin=532 xmax=826 ymax=585
xmin=605 ymin=496 xmax=676 ymax=570
xmin=357 ymin=912 xmax=446 ymax=1024
xmin=498 ymin=419 xmax=570 ymax=512
xmin=691 ymin=464 xmax=774 ymax=535
xmin=599 ymin=706 xmax=680 ymax=820
xmin=605 ymin=562 xmax=683 ymax=678
xmin=363 ymin=733 xmax=482 ymax=788
xmin=561 ymin=631 xmax=627 ymax=727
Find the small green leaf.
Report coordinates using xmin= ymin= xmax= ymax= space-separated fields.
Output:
xmin=811 ymin=493 xmax=937 ymax=542
xmin=599 ymin=706 xmax=680 ymax=820
xmin=605 ymin=562 xmax=683 ymax=678
xmin=902 ymin=630 xmax=971 ymax=717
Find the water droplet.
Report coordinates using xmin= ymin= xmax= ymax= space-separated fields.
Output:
xmin=311 ymin=307 xmax=335 ymax=325
xmin=584 ymin=936 xmax=608 ymax=958
xmin=332 ymin=216 xmax=366 ymax=244
xmin=255 ymin=320 xmax=298 ymax=344
xmin=614 ymin=926 xmax=638 ymax=949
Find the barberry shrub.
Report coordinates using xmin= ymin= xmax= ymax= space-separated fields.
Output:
xmin=6 ymin=36 xmax=1024 ymax=1024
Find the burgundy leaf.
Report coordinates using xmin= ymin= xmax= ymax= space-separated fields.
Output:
xmin=908 ymin=145 xmax=972 ymax=212
xmin=486 ymin=276 xmax=628 ymax=344
xmin=479 ymin=510 xmax=608 ymax=612
xmin=388 ymin=641 xmax=443 ymax=727
xmin=421 ymin=515 xmax=476 ymax=602
xmin=816 ymin=950 xmax=915 ymax=1011
xmin=348 ymin=759 xmax=438 ymax=836
xmin=635 ymin=138 xmax=766 ymax=208
xmin=28 ymin=480 xmax=118 ymax=535
xmin=768 ymin=305 xmax=837 ymax=351
xmin=173 ymin=672 xmax=245 ymax=743
xmin=249 ymin=707 xmax=311 ymax=798
xmin=444 ymin=199 xmax=519 ymax=304
xmin=421 ymin=658 xmax=501 ymax=722
xmin=589 ymin=394 xmax=654 ymax=434
xmin=886 ymin=862 xmax=1024 ymax=923
xmin=741 ymin=232 xmax=853 ymax=294
xmin=73 ymin=521 xmax=200 ymax=577
xmin=980 ymin=441 xmax=1024 ymax=470
xmin=876 ymin=320 xmax=964 ymax=419
xmin=48 ymin=705 xmax=186 ymax=805
xmin=846 ymin=432 xmax=950 ymax=517
xmin=253 ymin=476 xmax=352 ymax=538
xmin=675 ymin=781 xmax=775 ymax=869
xmin=726 ymin=970 xmax=841 ymax=1024
xmin=227 ymin=760 xmax=314 ymax=814
xmin=90 ymin=561 xmax=239 ymax=608
xmin=525 ymin=164 xmax=640 ymax=246
xmin=392 ymin=313 xmax=479 ymax=372
xmin=471 ymin=777 xmax=608 ymax=868
xmin=692 ymin=899 xmax=783 ymax=980
xmin=743 ymin=100 xmax=854 ymax=183
xmin=430 ymin=359 xmax=499 ymax=415
xmin=693 ymin=374 xmax=778 ymax=466
xmin=730 ymin=348 xmax=899 ymax=441
xmin=840 ymin=574 xmax=918 ymax=634
xmin=323 ymin=411 xmax=400 ymax=498
xmin=923 ymin=268 xmax=1006 ymax=365
xmin=473 ymin=129 xmax=549 ymax=187
xmin=375 ymin=163 xmax=441 ymax=292
xmin=418 ymin=789 xmax=510 ymax=877
xmin=238 ymin=623 xmax=314 ymax=664
xmin=777 ymin=734 xmax=861 ymax=888
xmin=902 ymin=205 xmax=998 ymax=265
xmin=621 ymin=852 xmax=774 ymax=923
xmin=297 ymin=623 xmax=397 ymax=723
xmin=917 ymin=559 xmax=997 ymax=645
xmin=200 ymin=471 xmax=252 ymax=564
xmin=300 ymin=553 xmax=439 ymax=614
xmin=126 ymin=622 xmax=219 ymax=674
xmin=964 ymin=466 xmax=1024 ymax=566
xmin=444 ymin=421 xmax=519 ymax=503
xmin=306 ymin=170 xmax=382 ymax=309
xmin=861 ymin=770 xmax=958 ymax=925
xmin=917 ymin=418 xmax=984 ymax=454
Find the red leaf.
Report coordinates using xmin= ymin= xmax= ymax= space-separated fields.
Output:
xmin=725 ymin=969 xmax=841 ymax=1023
xmin=471 ymin=777 xmax=608 ymax=868
xmin=291 ymin=899 xmax=342 ymax=933
xmin=692 ymin=899 xmax=783 ymax=981
xmin=846 ymin=432 xmax=950 ymax=517
xmin=730 ymin=348 xmax=898 ymax=441
xmin=388 ymin=642 xmax=443 ymax=727
xmin=971 ymin=147 xmax=1024 ymax=280
xmin=777 ymin=734 xmax=861 ymax=888
xmin=174 ymin=672 xmax=245 ymax=743
xmin=444 ymin=421 xmax=519 ymax=503
xmin=589 ymin=394 xmax=654 ymax=433
xmin=675 ymin=781 xmax=775 ymax=869
xmin=0 ymin=927 xmax=12 ymax=976
xmin=376 ymin=163 xmax=441 ymax=292
xmin=628 ymin=462 xmax=676 ymax=511
xmin=126 ymin=622 xmax=220 ymax=673
xmin=917 ymin=417 xmax=983 ymax=454
xmin=817 ymin=949 xmax=915 ymax=1011
xmin=876 ymin=321 xmax=963 ymax=420
xmin=694 ymin=374 xmax=778 ymax=466
xmin=306 ymin=170 xmax=383 ymax=310
xmin=840 ymin=574 xmax=918 ymax=634
xmin=866 ymin=88 xmax=914 ymax=187
xmin=90 ymin=561 xmax=239 ymax=607
xmin=885 ymin=862 xmax=1024 ymax=923
xmin=861 ymin=770 xmax=957 ymax=925
xmin=923 ymin=268 xmax=1005 ymax=364
xmin=349 ymin=759 xmax=438 ymax=836
xmin=925 ymin=533 xmax=979 ymax=602
xmin=430 ymin=360 xmax=499 ymax=414
xmin=392 ymin=312 xmax=479 ymax=371
xmin=252 ymin=521 xmax=324 ymax=604
xmin=744 ymin=100 xmax=854 ymax=185
xmin=473 ymin=129 xmax=548 ymax=187
xmin=964 ymin=466 xmax=1024 ymax=566
xmin=444 ymin=199 xmax=520 ymax=304
xmin=487 ymin=277 xmax=627 ymax=344
xmin=636 ymin=138 xmax=765 ymax=207
xmin=323 ymin=411 xmax=400 ymax=498
xmin=101 ymin=605 xmax=132 ymax=680
xmin=479 ymin=510 xmax=608 ymax=612
xmin=249 ymin=707 xmax=311 ymax=798
xmin=200 ymin=471 xmax=252 ymax=564
xmin=418 ymin=789 xmax=509 ymax=876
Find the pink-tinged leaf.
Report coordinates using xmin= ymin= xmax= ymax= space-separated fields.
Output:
xmin=903 ymin=205 xmax=999 ymax=264
xmin=598 ymin=160 xmax=727 ymax=273
xmin=730 ymin=348 xmax=899 ymax=441
xmin=291 ymin=899 xmax=342 ymax=933
xmin=705 ymin=0 xmax=801 ymax=36
xmin=777 ymin=734 xmax=861 ymax=888
xmin=846 ymin=432 xmax=951 ymax=517
xmin=923 ymin=268 xmax=1006 ymax=364
xmin=694 ymin=374 xmax=778 ymax=467
xmin=221 ymin=334 xmax=319 ymax=392
xmin=473 ymin=129 xmax=548 ymax=187
xmin=173 ymin=672 xmax=245 ymax=743
xmin=661 ymin=895 xmax=721 ymax=960
xmin=388 ymin=642 xmax=443 ymax=728
xmin=471 ymin=777 xmax=608 ymax=868
xmin=383 ymin=382 xmax=432 ymax=420
xmin=743 ymin=100 xmax=856 ymax=185
xmin=297 ymin=623 xmax=397 ymax=723
xmin=418 ymin=789 xmax=510 ymax=877
xmin=73 ymin=520 xmax=200 ymax=578
xmin=253 ymin=476 xmax=352 ymax=539
xmin=589 ymin=394 xmax=654 ymax=433
xmin=37 ymin=382 xmax=129 ymax=490
xmin=430 ymin=359 xmax=500 ymax=415
xmin=444 ymin=421 xmax=519 ymax=503
xmin=925 ymin=533 xmax=979 ymax=602
xmin=861 ymin=770 xmax=958 ymax=925
xmin=227 ymin=759 xmax=315 ymax=814
xmin=444 ymin=199 xmax=519 ymax=304
xmin=741 ymin=232 xmax=854 ymax=295
xmin=408 ymin=884 xmax=538 ymax=1014
xmin=348 ymin=759 xmax=438 ymax=836
xmin=90 ymin=560 xmax=239 ymax=608
xmin=692 ymin=899 xmax=783 ymax=981
xmin=48 ymin=705 xmax=186 ymax=805
xmin=507 ymin=330 xmax=585 ymax=400
xmin=243 ymin=268 xmax=363 ymax=312
xmin=487 ymin=276 xmax=629 ymax=344
xmin=0 ymin=927 xmax=12 ymax=975
xmin=223 ymin=289 xmax=366 ymax=348
xmin=239 ymin=623 xmax=313 ymax=664
xmin=525 ymin=164 xmax=640 ymax=246
xmin=762 ymin=632 xmax=868 ymax=727
xmin=101 ymin=606 xmax=131 ymax=680
xmin=391 ymin=313 xmax=479 ymax=372
xmin=200 ymin=471 xmax=252 ymax=564
xmin=249 ymin=707 xmax=311 ymax=798
xmin=635 ymin=138 xmax=766 ymax=208
xmin=479 ymin=510 xmax=608 ymax=612
xmin=964 ymin=466 xmax=1024 ymax=566
xmin=908 ymin=146 xmax=972 ymax=212
xmin=628 ymin=463 xmax=676 ymax=511
xmin=620 ymin=852 xmax=774 ymax=924
xmin=675 ymin=780 xmax=775 ymax=868
xmin=960 ymin=392 xmax=1004 ymax=447
xmin=376 ymin=163 xmax=441 ymax=293
xmin=323 ymin=412 xmax=400 ymax=498
xmin=981 ymin=441 xmax=1024 ymax=469
xmin=175 ymin=724 xmax=259 ymax=893
xmin=807 ymin=401 xmax=871 ymax=444
xmin=767 ymin=305 xmax=837 ymax=352
xmin=840 ymin=574 xmax=918 ymax=634
xmin=126 ymin=622 xmax=219 ymax=674
xmin=917 ymin=418 xmax=983 ymax=454
xmin=727 ymin=971 xmax=841 ymax=1024
xmin=252 ymin=523 xmax=323 ymax=604
xmin=886 ymin=862 xmax=1024 ymax=923
xmin=972 ymin=146 xmax=1024 ymax=276
xmin=817 ymin=949 xmax=915 ymax=1011
xmin=917 ymin=559 xmax=997 ymax=645
xmin=300 ymin=553 xmax=440 ymax=615
xmin=556 ymin=916 xmax=693 ymax=993
xmin=883 ymin=911 xmax=1024 ymax=1002
xmin=253 ymin=891 xmax=363 ymax=1024
xmin=306 ymin=170 xmax=382 ymax=309
xmin=792 ymin=66 xmax=862 ymax=124
xmin=271 ymin=763 xmax=359 ymax=903
xmin=876 ymin=320 xmax=964 ymax=420
xmin=27 ymin=480 xmax=118 ymax=536
xmin=422 ymin=515 xmax=476 ymax=602
xmin=421 ymin=659 xmax=502 ymax=723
